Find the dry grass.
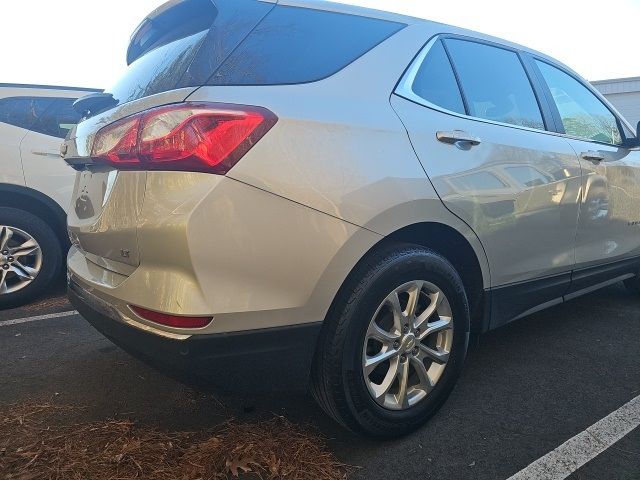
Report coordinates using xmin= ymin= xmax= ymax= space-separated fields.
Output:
xmin=0 ymin=403 xmax=350 ymax=480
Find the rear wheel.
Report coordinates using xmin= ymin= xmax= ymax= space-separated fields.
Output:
xmin=0 ymin=208 xmax=62 ymax=309
xmin=311 ymin=244 xmax=470 ymax=438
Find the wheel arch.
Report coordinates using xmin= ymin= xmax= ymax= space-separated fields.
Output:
xmin=0 ymin=183 xmax=68 ymax=249
xmin=321 ymin=221 xmax=490 ymax=337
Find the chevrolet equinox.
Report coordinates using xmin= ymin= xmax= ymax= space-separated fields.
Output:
xmin=65 ymin=0 xmax=640 ymax=438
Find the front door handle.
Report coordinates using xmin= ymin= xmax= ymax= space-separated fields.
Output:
xmin=436 ymin=130 xmax=482 ymax=147
xmin=581 ymin=151 xmax=605 ymax=163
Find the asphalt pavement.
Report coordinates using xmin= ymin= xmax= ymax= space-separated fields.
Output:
xmin=1 ymin=281 xmax=638 ymax=479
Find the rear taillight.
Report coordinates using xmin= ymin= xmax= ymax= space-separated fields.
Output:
xmin=91 ymin=102 xmax=277 ymax=174
xmin=130 ymin=305 xmax=213 ymax=329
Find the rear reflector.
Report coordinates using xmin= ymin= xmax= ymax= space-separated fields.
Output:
xmin=91 ymin=102 xmax=277 ymax=174
xmin=130 ymin=305 xmax=213 ymax=329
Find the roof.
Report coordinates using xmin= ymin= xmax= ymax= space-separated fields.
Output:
xmin=277 ymin=0 xmax=424 ymax=25
xmin=280 ymin=0 xmax=576 ymax=73
xmin=0 ymin=83 xmax=101 ymax=93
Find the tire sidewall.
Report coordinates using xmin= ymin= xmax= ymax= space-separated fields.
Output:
xmin=340 ymin=249 xmax=469 ymax=433
xmin=0 ymin=207 xmax=62 ymax=308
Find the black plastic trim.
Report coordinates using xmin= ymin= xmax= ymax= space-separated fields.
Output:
xmin=490 ymin=272 xmax=571 ymax=330
xmin=487 ymin=255 xmax=640 ymax=330
xmin=68 ymin=279 xmax=323 ymax=392
xmin=568 ymin=257 xmax=639 ymax=298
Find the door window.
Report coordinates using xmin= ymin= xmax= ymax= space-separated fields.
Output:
xmin=29 ymin=98 xmax=82 ymax=139
xmin=535 ymin=61 xmax=623 ymax=145
xmin=0 ymin=97 xmax=56 ymax=131
xmin=410 ymin=40 xmax=465 ymax=114
xmin=445 ymin=39 xmax=545 ymax=130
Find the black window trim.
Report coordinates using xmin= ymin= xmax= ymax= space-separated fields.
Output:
xmin=396 ymin=33 xmax=559 ymax=136
xmin=528 ymin=55 xmax=636 ymax=148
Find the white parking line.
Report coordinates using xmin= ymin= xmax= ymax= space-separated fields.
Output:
xmin=507 ymin=394 xmax=640 ymax=480
xmin=0 ymin=310 xmax=79 ymax=327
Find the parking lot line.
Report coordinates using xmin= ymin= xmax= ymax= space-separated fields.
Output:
xmin=0 ymin=310 xmax=78 ymax=327
xmin=506 ymin=394 xmax=640 ymax=480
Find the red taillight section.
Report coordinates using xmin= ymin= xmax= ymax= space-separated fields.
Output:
xmin=130 ymin=305 xmax=213 ymax=329
xmin=91 ymin=103 xmax=277 ymax=174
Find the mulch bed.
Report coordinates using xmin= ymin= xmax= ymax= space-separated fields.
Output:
xmin=0 ymin=403 xmax=351 ymax=479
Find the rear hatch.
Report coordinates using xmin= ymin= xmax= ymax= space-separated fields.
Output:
xmin=64 ymin=0 xmax=276 ymax=272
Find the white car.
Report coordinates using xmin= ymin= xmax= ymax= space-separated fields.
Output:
xmin=0 ymin=83 xmax=99 ymax=308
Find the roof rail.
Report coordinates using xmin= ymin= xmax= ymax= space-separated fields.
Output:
xmin=0 ymin=83 xmax=101 ymax=92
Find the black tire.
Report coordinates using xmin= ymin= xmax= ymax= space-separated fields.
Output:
xmin=311 ymin=243 xmax=470 ymax=438
xmin=0 ymin=207 xmax=63 ymax=309
xmin=623 ymin=276 xmax=640 ymax=295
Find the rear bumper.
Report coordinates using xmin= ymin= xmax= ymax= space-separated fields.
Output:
xmin=68 ymin=279 xmax=322 ymax=392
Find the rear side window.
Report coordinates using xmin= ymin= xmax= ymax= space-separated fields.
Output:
xmin=208 ymin=6 xmax=406 ymax=86
xmin=0 ymin=97 xmax=56 ymax=131
xmin=411 ymin=40 xmax=465 ymax=114
xmin=106 ymin=1 xmax=404 ymax=107
xmin=445 ymin=39 xmax=545 ymax=130
xmin=109 ymin=30 xmax=209 ymax=105
xmin=535 ymin=61 xmax=623 ymax=145
xmin=30 ymin=98 xmax=82 ymax=139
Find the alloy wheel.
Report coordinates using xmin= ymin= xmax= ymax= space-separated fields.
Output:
xmin=362 ymin=280 xmax=454 ymax=411
xmin=0 ymin=226 xmax=43 ymax=295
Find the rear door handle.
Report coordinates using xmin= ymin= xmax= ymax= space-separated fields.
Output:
xmin=31 ymin=150 xmax=62 ymax=158
xmin=581 ymin=151 xmax=605 ymax=163
xmin=436 ymin=130 xmax=482 ymax=147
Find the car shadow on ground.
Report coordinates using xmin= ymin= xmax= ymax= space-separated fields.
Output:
xmin=1 ymin=283 xmax=638 ymax=480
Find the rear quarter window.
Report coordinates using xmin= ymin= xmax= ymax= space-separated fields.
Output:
xmin=208 ymin=6 xmax=406 ymax=86
xmin=109 ymin=30 xmax=209 ymax=105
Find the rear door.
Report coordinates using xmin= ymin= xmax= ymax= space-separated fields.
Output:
xmin=0 ymin=95 xmax=56 ymax=186
xmin=20 ymin=97 xmax=83 ymax=210
xmin=532 ymin=59 xmax=640 ymax=293
xmin=392 ymin=36 xmax=583 ymax=326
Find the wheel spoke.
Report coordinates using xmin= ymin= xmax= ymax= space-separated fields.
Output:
xmin=415 ymin=291 xmax=444 ymax=330
xmin=11 ymin=239 xmax=40 ymax=258
xmin=0 ymin=227 xmax=13 ymax=252
xmin=418 ymin=344 xmax=450 ymax=365
xmin=410 ymin=356 xmax=434 ymax=392
xmin=364 ymin=347 xmax=399 ymax=375
xmin=395 ymin=359 xmax=410 ymax=409
xmin=417 ymin=316 xmax=453 ymax=341
xmin=386 ymin=292 xmax=404 ymax=331
xmin=11 ymin=262 xmax=37 ymax=281
xmin=0 ymin=269 xmax=8 ymax=294
xmin=405 ymin=281 xmax=423 ymax=318
xmin=369 ymin=357 xmax=400 ymax=400
xmin=367 ymin=321 xmax=400 ymax=345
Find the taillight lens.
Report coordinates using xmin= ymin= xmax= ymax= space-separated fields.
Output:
xmin=91 ymin=102 xmax=277 ymax=174
xmin=130 ymin=305 xmax=213 ymax=329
